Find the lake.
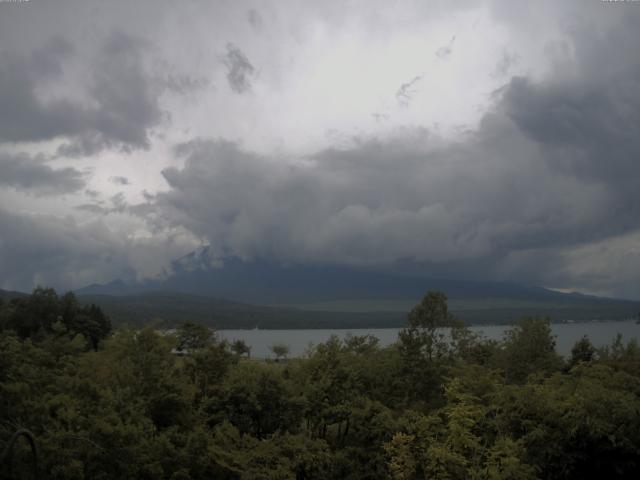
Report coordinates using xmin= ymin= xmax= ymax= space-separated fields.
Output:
xmin=219 ymin=320 xmax=640 ymax=359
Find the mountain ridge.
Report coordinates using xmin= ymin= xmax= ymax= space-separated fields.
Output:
xmin=74 ymin=250 xmax=626 ymax=305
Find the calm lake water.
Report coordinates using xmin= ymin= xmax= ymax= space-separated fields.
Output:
xmin=219 ymin=320 xmax=640 ymax=359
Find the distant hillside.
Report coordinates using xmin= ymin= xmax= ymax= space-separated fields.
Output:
xmin=76 ymin=290 xmax=640 ymax=330
xmin=3 ymin=286 xmax=638 ymax=329
xmin=0 ymin=289 xmax=28 ymax=301
xmin=77 ymin=291 xmax=403 ymax=329
xmin=76 ymin=249 xmax=619 ymax=306
xmin=72 ymin=249 xmax=640 ymax=327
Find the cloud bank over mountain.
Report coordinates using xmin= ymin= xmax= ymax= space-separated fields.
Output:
xmin=1 ymin=0 xmax=640 ymax=299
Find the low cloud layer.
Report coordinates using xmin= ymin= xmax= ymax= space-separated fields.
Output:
xmin=0 ymin=207 xmax=195 ymax=292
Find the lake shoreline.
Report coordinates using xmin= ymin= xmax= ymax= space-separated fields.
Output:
xmin=217 ymin=317 xmax=638 ymax=332
xmin=217 ymin=320 xmax=640 ymax=358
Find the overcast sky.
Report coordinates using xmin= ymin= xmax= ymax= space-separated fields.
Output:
xmin=1 ymin=0 xmax=640 ymax=299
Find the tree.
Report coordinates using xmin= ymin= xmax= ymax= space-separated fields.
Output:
xmin=500 ymin=317 xmax=563 ymax=383
xmin=270 ymin=343 xmax=290 ymax=361
xmin=397 ymin=291 xmax=460 ymax=406
xmin=343 ymin=334 xmax=380 ymax=355
xmin=183 ymin=341 xmax=236 ymax=401
xmin=59 ymin=291 xmax=79 ymax=326
xmin=300 ymin=336 xmax=357 ymax=440
xmin=71 ymin=303 xmax=112 ymax=351
xmin=569 ymin=335 xmax=597 ymax=367
xmin=7 ymin=286 xmax=59 ymax=338
xmin=231 ymin=338 xmax=252 ymax=358
xmin=57 ymin=292 xmax=111 ymax=351
xmin=399 ymin=291 xmax=457 ymax=361
xmin=386 ymin=377 xmax=537 ymax=480
xmin=205 ymin=362 xmax=303 ymax=438
xmin=106 ymin=327 xmax=192 ymax=430
xmin=2 ymin=289 xmax=111 ymax=350
xmin=176 ymin=321 xmax=214 ymax=352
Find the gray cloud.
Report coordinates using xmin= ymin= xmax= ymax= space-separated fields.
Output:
xmin=29 ymin=35 xmax=74 ymax=78
xmin=372 ymin=112 xmax=390 ymax=122
xmin=109 ymin=176 xmax=130 ymax=186
xmin=396 ymin=75 xmax=423 ymax=108
xmin=153 ymin=57 xmax=211 ymax=96
xmin=0 ymin=152 xmax=85 ymax=195
xmin=435 ymin=35 xmax=456 ymax=60
xmin=163 ymin=73 xmax=211 ymax=95
xmin=153 ymin=124 xmax=585 ymax=271
xmin=492 ymin=49 xmax=519 ymax=78
xmin=75 ymin=203 xmax=109 ymax=215
xmin=0 ymin=47 xmax=82 ymax=144
xmin=222 ymin=43 xmax=256 ymax=94
xmin=110 ymin=192 xmax=128 ymax=213
xmin=0 ymin=30 xmax=163 ymax=155
xmin=247 ymin=9 xmax=263 ymax=31
xmin=501 ymin=75 xmax=640 ymax=185
xmin=74 ymin=191 xmax=130 ymax=216
xmin=0 ymin=208 xmax=130 ymax=291
xmin=150 ymin=8 xmax=640 ymax=295
xmin=0 ymin=207 xmax=194 ymax=292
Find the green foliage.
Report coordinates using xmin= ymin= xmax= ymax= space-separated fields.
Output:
xmin=597 ymin=333 xmax=640 ymax=376
xmin=270 ymin=343 xmax=290 ymax=361
xmin=397 ymin=291 xmax=468 ymax=407
xmin=1 ymin=289 xmax=639 ymax=479
xmin=1 ymin=287 xmax=111 ymax=350
xmin=230 ymin=338 xmax=251 ymax=357
xmin=203 ymin=362 xmax=303 ymax=439
xmin=175 ymin=321 xmax=214 ymax=351
xmin=570 ymin=335 xmax=597 ymax=367
xmin=182 ymin=341 xmax=236 ymax=402
xmin=498 ymin=316 xmax=564 ymax=383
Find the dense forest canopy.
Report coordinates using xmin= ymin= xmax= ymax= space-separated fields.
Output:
xmin=1 ymin=288 xmax=640 ymax=479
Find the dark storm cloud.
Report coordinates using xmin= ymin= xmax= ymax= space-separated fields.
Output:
xmin=61 ymin=30 xmax=164 ymax=155
xmin=501 ymin=74 xmax=640 ymax=184
xmin=153 ymin=119 xmax=597 ymax=270
xmin=0 ymin=30 xmax=163 ymax=155
xmin=149 ymin=7 xmax=640 ymax=294
xmin=222 ymin=43 xmax=256 ymax=94
xmin=0 ymin=152 xmax=85 ymax=195
xmin=494 ymin=9 xmax=640 ymax=217
xmin=0 ymin=45 xmax=81 ymax=143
